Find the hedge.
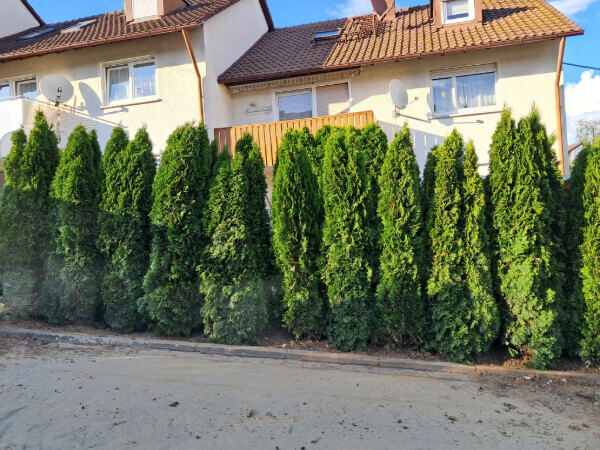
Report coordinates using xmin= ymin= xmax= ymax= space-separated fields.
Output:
xmin=99 ymin=128 xmax=156 ymax=332
xmin=41 ymin=125 xmax=103 ymax=323
xmin=271 ymin=130 xmax=325 ymax=339
xmin=139 ymin=124 xmax=213 ymax=335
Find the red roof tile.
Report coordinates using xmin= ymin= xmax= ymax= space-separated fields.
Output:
xmin=219 ymin=0 xmax=583 ymax=85
xmin=0 ymin=0 xmax=273 ymax=63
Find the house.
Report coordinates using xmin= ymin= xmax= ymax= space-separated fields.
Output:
xmin=0 ymin=0 xmax=583 ymax=192
xmin=568 ymin=142 xmax=584 ymax=168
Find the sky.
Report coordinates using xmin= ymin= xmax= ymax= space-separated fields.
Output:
xmin=28 ymin=0 xmax=600 ymax=142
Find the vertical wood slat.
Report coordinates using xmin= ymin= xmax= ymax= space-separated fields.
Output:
xmin=214 ymin=111 xmax=374 ymax=167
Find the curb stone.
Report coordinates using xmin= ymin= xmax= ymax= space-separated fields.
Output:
xmin=1 ymin=328 xmax=599 ymax=386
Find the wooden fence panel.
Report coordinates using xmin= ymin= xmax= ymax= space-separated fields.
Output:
xmin=214 ymin=110 xmax=375 ymax=166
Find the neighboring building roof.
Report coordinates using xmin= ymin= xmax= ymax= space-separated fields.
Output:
xmin=219 ymin=0 xmax=583 ymax=85
xmin=568 ymin=142 xmax=583 ymax=153
xmin=0 ymin=0 xmax=274 ymax=63
xmin=20 ymin=0 xmax=45 ymax=26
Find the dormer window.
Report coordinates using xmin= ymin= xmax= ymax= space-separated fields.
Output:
xmin=442 ymin=0 xmax=475 ymax=25
xmin=132 ymin=0 xmax=158 ymax=21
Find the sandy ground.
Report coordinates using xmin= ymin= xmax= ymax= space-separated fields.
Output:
xmin=0 ymin=337 xmax=598 ymax=449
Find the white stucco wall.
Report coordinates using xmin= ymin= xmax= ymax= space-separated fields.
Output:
xmin=0 ymin=31 xmax=200 ymax=153
xmin=0 ymin=0 xmax=41 ymax=39
xmin=201 ymin=0 xmax=269 ymax=133
xmin=227 ymin=39 xmax=566 ymax=176
xmin=0 ymin=0 xmax=268 ymax=155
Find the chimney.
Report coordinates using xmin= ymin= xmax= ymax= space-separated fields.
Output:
xmin=371 ymin=0 xmax=396 ymax=21
xmin=124 ymin=0 xmax=187 ymax=22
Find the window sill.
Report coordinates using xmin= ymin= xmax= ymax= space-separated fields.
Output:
xmin=101 ymin=97 xmax=161 ymax=110
xmin=430 ymin=107 xmax=502 ymax=120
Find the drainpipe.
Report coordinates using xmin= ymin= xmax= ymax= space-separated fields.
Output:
xmin=182 ymin=29 xmax=205 ymax=123
xmin=555 ymin=37 xmax=566 ymax=176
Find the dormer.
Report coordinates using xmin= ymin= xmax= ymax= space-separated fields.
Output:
xmin=431 ymin=0 xmax=482 ymax=28
xmin=124 ymin=0 xmax=189 ymax=22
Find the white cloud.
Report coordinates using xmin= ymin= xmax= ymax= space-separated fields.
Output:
xmin=550 ymin=0 xmax=596 ymax=16
xmin=329 ymin=0 xmax=373 ymax=17
xmin=565 ymin=70 xmax=600 ymax=143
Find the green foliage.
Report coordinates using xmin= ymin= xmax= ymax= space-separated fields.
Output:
xmin=271 ymin=130 xmax=325 ymax=339
xmin=564 ymin=145 xmax=590 ymax=356
xmin=99 ymin=128 xmax=156 ymax=332
xmin=426 ymin=131 xmax=469 ymax=361
xmin=0 ymin=113 xmax=60 ymax=310
xmin=421 ymin=146 xmax=439 ymax=302
xmin=41 ymin=125 xmax=103 ymax=323
xmin=322 ymin=128 xmax=373 ymax=351
xmin=139 ymin=124 xmax=213 ymax=335
xmin=201 ymin=134 xmax=272 ymax=344
xmin=491 ymin=110 xmax=563 ymax=369
xmin=462 ymin=141 xmax=499 ymax=356
xmin=579 ymin=142 xmax=600 ymax=366
xmin=376 ymin=125 xmax=425 ymax=342
xmin=2 ymin=129 xmax=27 ymax=186
xmin=313 ymin=125 xmax=334 ymax=181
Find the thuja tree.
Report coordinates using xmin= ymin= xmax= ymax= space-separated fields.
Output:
xmin=139 ymin=124 xmax=213 ymax=335
xmin=462 ymin=141 xmax=499 ymax=356
xmin=579 ymin=142 xmax=600 ymax=366
xmin=41 ymin=126 xmax=103 ymax=323
xmin=563 ymin=145 xmax=591 ymax=355
xmin=272 ymin=130 xmax=325 ymax=339
xmin=322 ymin=128 xmax=373 ymax=351
xmin=360 ymin=124 xmax=388 ymax=287
xmin=201 ymin=134 xmax=273 ymax=344
xmin=99 ymin=128 xmax=156 ymax=332
xmin=426 ymin=131 xmax=469 ymax=361
xmin=421 ymin=145 xmax=439 ymax=302
xmin=0 ymin=112 xmax=60 ymax=308
xmin=376 ymin=125 xmax=425 ymax=342
xmin=498 ymin=113 xmax=563 ymax=368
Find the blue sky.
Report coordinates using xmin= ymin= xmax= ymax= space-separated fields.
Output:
xmin=29 ymin=0 xmax=600 ymax=140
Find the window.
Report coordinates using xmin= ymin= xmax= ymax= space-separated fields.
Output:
xmin=132 ymin=0 xmax=158 ymax=20
xmin=315 ymin=30 xmax=340 ymax=41
xmin=277 ymin=90 xmax=313 ymax=121
xmin=105 ymin=59 xmax=156 ymax=104
xmin=431 ymin=66 xmax=496 ymax=114
xmin=62 ymin=19 xmax=98 ymax=34
xmin=316 ymin=83 xmax=349 ymax=116
xmin=442 ymin=0 xmax=474 ymax=24
xmin=19 ymin=28 xmax=55 ymax=41
xmin=0 ymin=82 xmax=10 ymax=98
xmin=15 ymin=79 xmax=38 ymax=99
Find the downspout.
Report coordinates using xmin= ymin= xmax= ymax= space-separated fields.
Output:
xmin=555 ymin=37 xmax=566 ymax=175
xmin=182 ymin=29 xmax=205 ymax=123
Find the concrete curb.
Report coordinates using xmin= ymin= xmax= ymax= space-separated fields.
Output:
xmin=2 ymin=328 xmax=599 ymax=386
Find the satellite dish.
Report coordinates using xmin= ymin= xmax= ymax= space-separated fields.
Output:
xmin=389 ymin=79 xmax=408 ymax=110
xmin=40 ymin=74 xmax=74 ymax=105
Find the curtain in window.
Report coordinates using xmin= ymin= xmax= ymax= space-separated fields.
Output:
xmin=456 ymin=72 xmax=495 ymax=109
xmin=109 ymin=67 xmax=129 ymax=103
xmin=133 ymin=63 xmax=156 ymax=98
xmin=433 ymin=77 xmax=454 ymax=112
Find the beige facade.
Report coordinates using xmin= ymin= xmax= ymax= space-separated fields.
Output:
xmin=225 ymin=39 xmax=566 ymax=176
xmin=0 ymin=0 xmax=269 ymax=156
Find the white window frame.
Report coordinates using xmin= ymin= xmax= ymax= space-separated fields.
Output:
xmin=0 ymin=75 xmax=38 ymax=99
xmin=429 ymin=64 xmax=499 ymax=118
xmin=0 ymin=80 xmax=11 ymax=98
xmin=272 ymin=80 xmax=352 ymax=122
xmin=101 ymin=56 xmax=158 ymax=107
xmin=442 ymin=0 xmax=475 ymax=25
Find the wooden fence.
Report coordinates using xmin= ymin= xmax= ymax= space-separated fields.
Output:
xmin=214 ymin=110 xmax=375 ymax=167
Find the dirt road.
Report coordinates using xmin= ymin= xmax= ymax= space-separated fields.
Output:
xmin=0 ymin=337 xmax=598 ymax=449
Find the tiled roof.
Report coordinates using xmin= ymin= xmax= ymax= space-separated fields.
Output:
xmin=219 ymin=0 xmax=583 ymax=85
xmin=0 ymin=0 xmax=274 ymax=63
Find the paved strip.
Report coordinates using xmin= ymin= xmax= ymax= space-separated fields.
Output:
xmin=1 ymin=327 xmax=598 ymax=386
